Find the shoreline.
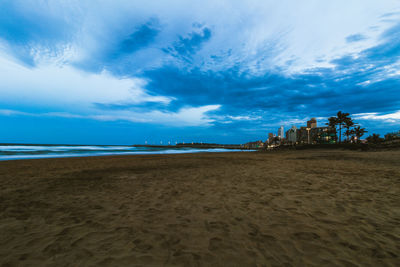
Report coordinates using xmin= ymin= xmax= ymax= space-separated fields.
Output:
xmin=0 ymin=149 xmax=253 ymax=162
xmin=0 ymin=143 xmax=246 ymax=148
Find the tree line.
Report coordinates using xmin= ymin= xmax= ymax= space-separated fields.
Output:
xmin=326 ymin=111 xmax=397 ymax=144
xmin=326 ymin=111 xmax=367 ymax=144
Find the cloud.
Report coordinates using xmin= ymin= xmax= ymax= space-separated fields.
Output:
xmin=0 ymin=105 xmax=221 ymax=127
xmin=90 ymin=104 xmax=221 ymax=126
xmin=2 ymin=0 xmax=399 ymax=73
xmin=0 ymin=46 xmax=220 ymax=127
xmin=0 ymin=52 xmax=172 ymax=110
xmin=163 ymin=26 xmax=212 ymax=62
xmin=346 ymin=34 xmax=367 ymax=43
xmin=119 ymin=20 xmax=161 ymax=55
xmin=227 ymin=115 xmax=261 ymax=121
xmin=0 ymin=109 xmax=30 ymax=116
xmin=354 ymin=110 xmax=400 ymax=123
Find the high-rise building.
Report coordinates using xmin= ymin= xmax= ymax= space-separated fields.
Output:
xmin=267 ymin=133 xmax=274 ymax=144
xmin=308 ymin=127 xmax=336 ymax=144
xmin=278 ymin=126 xmax=284 ymax=139
xmin=307 ymin=118 xmax=317 ymax=128
xmin=282 ymin=118 xmax=336 ymax=145
xmin=297 ymin=118 xmax=336 ymax=144
xmin=385 ymin=130 xmax=400 ymax=140
xmin=286 ymin=126 xmax=297 ymax=143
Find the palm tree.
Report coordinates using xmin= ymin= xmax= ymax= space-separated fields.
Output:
xmin=353 ymin=126 xmax=367 ymax=143
xmin=345 ymin=129 xmax=353 ymax=142
xmin=344 ymin=117 xmax=355 ymax=143
xmin=336 ymin=111 xmax=351 ymax=144
xmin=366 ymin=133 xmax=382 ymax=144
xmin=327 ymin=111 xmax=350 ymax=144
xmin=326 ymin=116 xmax=338 ymax=128
xmin=326 ymin=116 xmax=338 ymax=142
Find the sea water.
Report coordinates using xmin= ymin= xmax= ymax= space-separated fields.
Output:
xmin=0 ymin=145 xmax=248 ymax=161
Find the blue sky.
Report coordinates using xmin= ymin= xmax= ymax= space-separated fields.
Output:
xmin=1 ymin=0 xmax=400 ymax=144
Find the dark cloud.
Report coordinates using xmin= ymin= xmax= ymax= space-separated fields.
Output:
xmin=133 ymin=22 xmax=400 ymax=133
xmin=363 ymin=23 xmax=400 ymax=62
xmin=75 ymin=19 xmax=163 ymax=74
xmin=163 ymin=27 xmax=212 ymax=62
xmin=380 ymin=12 xmax=400 ymax=18
xmin=119 ymin=20 xmax=160 ymax=55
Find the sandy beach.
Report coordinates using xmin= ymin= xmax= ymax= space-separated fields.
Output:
xmin=0 ymin=150 xmax=399 ymax=266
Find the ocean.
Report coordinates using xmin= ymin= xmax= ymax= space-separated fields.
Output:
xmin=0 ymin=145 xmax=248 ymax=161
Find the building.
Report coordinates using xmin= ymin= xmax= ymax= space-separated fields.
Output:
xmin=268 ymin=132 xmax=274 ymax=139
xmin=297 ymin=118 xmax=336 ymax=144
xmin=278 ymin=126 xmax=284 ymax=139
xmin=286 ymin=126 xmax=297 ymax=144
xmin=310 ymin=126 xmax=336 ymax=144
xmin=244 ymin=140 xmax=265 ymax=149
xmin=307 ymin=118 xmax=317 ymax=128
xmin=297 ymin=127 xmax=310 ymax=144
xmin=267 ymin=133 xmax=275 ymax=144
xmin=266 ymin=118 xmax=336 ymax=146
xmin=385 ymin=130 xmax=400 ymax=140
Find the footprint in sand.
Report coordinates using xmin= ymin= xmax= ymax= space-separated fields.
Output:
xmin=132 ymin=239 xmax=153 ymax=252
xmin=208 ymin=237 xmax=223 ymax=251
xmin=292 ymin=232 xmax=320 ymax=241
xmin=203 ymin=206 xmax=218 ymax=213
xmin=247 ymin=223 xmax=260 ymax=237
xmin=204 ymin=221 xmax=230 ymax=233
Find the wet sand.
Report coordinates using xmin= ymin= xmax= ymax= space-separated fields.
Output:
xmin=0 ymin=150 xmax=399 ymax=266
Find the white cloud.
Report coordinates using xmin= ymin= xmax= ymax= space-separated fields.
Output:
xmin=5 ymin=0 xmax=400 ymax=74
xmin=354 ymin=111 xmax=400 ymax=123
xmin=0 ymin=109 xmax=30 ymax=116
xmin=0 ymin=105 xmax=221 ymax=126
xmin=90 ymin=105 xmax=221 ymax=126
xmin=0 ymin=47 xmax=220 ymax=126
xmin=0 ymin=50 xmax=171 ymax=110
xmin=227 ymin=115 xmax=261 ymax=121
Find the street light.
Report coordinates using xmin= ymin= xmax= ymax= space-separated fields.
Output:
xmin=306 ymin=128 xmax=311 ymax=144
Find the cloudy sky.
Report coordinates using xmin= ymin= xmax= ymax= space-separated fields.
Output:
xmin=1 ymin=0 xmax=399 ymax=144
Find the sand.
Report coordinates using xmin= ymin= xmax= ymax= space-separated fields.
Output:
xmin=0 ymin=150 xmax=399 ymax=266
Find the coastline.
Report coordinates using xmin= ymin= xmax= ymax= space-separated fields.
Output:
xmin=0 ymin=144 xmax=252 ymax=161
xmin=1 ymin=150 xmax=399 ymax=265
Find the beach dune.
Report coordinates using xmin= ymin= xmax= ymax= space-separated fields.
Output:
xmin=0 ymin=150 xmax=399 ymax=266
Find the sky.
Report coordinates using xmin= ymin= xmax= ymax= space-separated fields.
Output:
xmin=0 ymin=0 xmax=400 ymax=145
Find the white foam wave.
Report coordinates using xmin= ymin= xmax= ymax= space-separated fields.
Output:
xmin=0 ymin=145 xmax=135 ymax=152
xmin=0 ymin=147 xmax=252 ymax=161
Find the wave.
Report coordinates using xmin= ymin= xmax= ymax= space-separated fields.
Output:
xmin=0 ymin=145 xmax=250 ymax=161
xmin=0 ymin=145 xmax=135 ymax=152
